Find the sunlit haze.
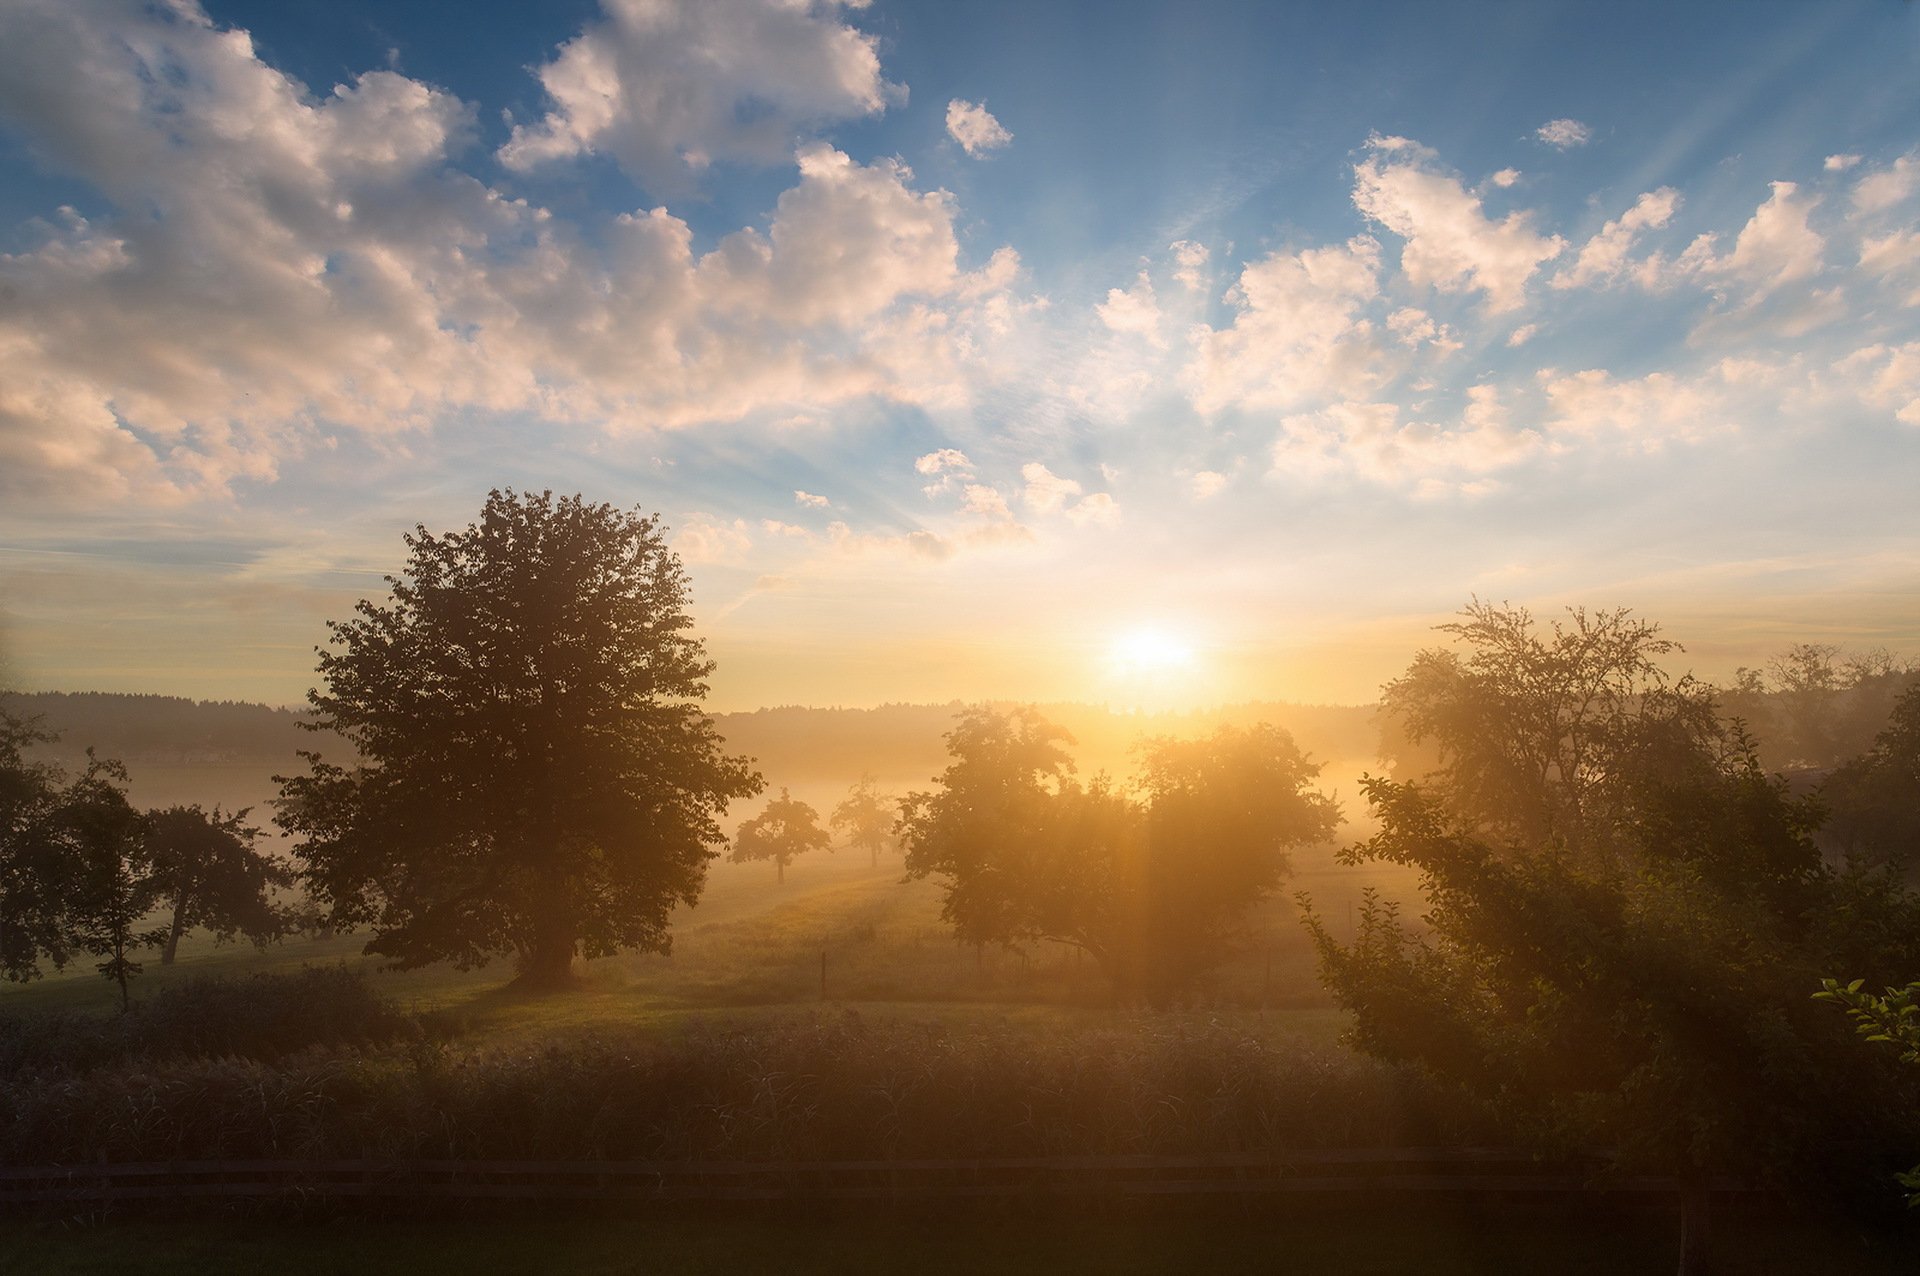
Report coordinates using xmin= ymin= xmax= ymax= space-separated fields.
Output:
xmin=1 ymin=0 xmax=1917 ymax=709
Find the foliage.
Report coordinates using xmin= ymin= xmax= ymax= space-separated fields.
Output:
xmin=830 ymin=773 xmax=898 ymax=866
xmin=56 ymin=754 xmax=168 ymax=1009
xmin=900 ymin=708 xmax=1340 ymax=1004
xmin=1719 ymin=645 xmax=1918 ymax=773
xmin=1377 ymin=599 xmax=1719 ymax=850
xmin=275 ymin=490 xmax=761 ymax=987
xmin=1815 ymin=978 xmax=1920 ymax=1204
xmin=1823 ymin=682 xmax=1920 ymax=870
xmin=0 ymin=707 xmax=73 ymax=981
xmin=143 ymin=804 xmax=293 ymax=965
xmin=730 ymin=788 xmax=832 ymax=883
xmin=1311 ymin=602 xmax=1920 ymax=1216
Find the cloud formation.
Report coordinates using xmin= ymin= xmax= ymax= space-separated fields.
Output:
xmin=499 ymin=0 xmax=900 ymax=187
xmin=945 ymin=99 xmax=1012 ymax=156
xmin=1535 ymin=118 xmax=1592 ymax=150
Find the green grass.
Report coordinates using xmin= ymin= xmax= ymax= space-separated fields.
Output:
xmin=0 ymin=1203 xmax=1911 ymax=1275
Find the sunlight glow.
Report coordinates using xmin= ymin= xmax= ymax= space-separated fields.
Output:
xmin=1107 ymin=627 xmax=1198 ymax=678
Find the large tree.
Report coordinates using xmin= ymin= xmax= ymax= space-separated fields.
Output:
xmin=275 ymin=490 xmax=761 ymax=987
xmin=0 ymin=708 xmax=72 ymax=981
xmin=900 ymin=708 xmax=1340 ymax=1004
xmin=730 ymin=788 xmax=831 ymax=884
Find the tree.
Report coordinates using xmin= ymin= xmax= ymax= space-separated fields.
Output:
xmin=731 ymin=789 xmax=832 ymax=883
xmin=830 ymin=774 xmax=898 ymax=867
xmin=900 ymin=708 xmax=1340 ymax=1004
xmin=0 ymin=707 xmax=73 ymax=981
xmin=1823 ymin=682 xmax=1920 ymax=871
xmin=275 ymin=490 xmax=762 ymax=988
xmin=143 ymin=805 xmax=292 ymax=965
xmin=58 ymin=754 xmax=165 ymax=1010
xmin=1814 ymin=978 xmax=1920 ymax=1205
xmin=1310 ymin=603 xmax=1920 ymax=1273
xmin=1378 ymin=599 xmax=1718 ymax=852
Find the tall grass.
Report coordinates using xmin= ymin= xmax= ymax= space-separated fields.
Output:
xmin=0 ymin=1009 xmax=1477 ymax=1165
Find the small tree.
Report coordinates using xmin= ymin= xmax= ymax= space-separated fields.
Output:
xmin=276 ymin=490 xmax=761 ymax=988
xmin=143 ymin=804 xmax=292 ymax=965
xmin=831 ymin=774 xmax=898 ymax=867
xmin=1814 ymin=978 xmax=1920 ymax=1205
xmin=58 ymin=755 xmax=165 ymax=1010
xmin=732 ymin=789 xmax=831 ymax=884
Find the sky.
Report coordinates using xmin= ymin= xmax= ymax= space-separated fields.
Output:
xmin=0 ymin=0 xmax=1917 ymax=711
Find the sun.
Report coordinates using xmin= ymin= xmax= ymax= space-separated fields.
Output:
xmin=1107 ymin=627 xmax=1197 ymax=678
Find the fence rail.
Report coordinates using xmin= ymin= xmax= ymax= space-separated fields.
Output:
xmin=0 ymin=1150 xmax=1746 ymax=1205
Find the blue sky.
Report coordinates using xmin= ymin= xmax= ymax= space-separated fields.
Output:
xmin=1 ymin=0 xmax=1917 ymax=709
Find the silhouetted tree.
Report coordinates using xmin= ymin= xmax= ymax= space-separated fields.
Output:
xmin=901 ymin=708 xmax=1339 ymax=1004
xmin=1823 ymin=682 xmax=1920 ymax=870
xmin=731 ymin=788 xmax=831 ymax=883
xmin=1815 ymin=977 xmax=1920 ymax=1205
xmin=275 ymin=490 xmax=761 ymax=988
xmin=0 ymin=708 xmax=74 ymax=981
xmin=143 ymin=804 xmax=292 ymax=965
xmin=1378 ymin=599 xmax=1719 ymax=852
xmin=831 ymin=774 xmax=898 ymax=867
xmin=1312 ymin=604 xmax=1920 ymax=1274
xmin=59 ymin=755 xmax=164 ymax=1010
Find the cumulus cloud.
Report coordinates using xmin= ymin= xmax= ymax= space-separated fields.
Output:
xmin=674 ymin=513 xmax=754 ymax=563
xmin=1095 ymin=272 xmax=1165 ymax=345
xmin=1489 ymin=168 xmax=1521 ymax=188
xmin=945 ymin=99 xmax=1012 ymax=156
xmin=1021 ymin=462 xmax=1083 ymax=514
xmin=794 ymin=490 xmax=832 ymax=508
xmin=499 ymin=0 xmax=900 ymax=188
xmin=1825 ymin=154 xmax=1862 ymax=172
xmin=0 ymin=1 xmax=1028 ymax=505
xmin=1535 ymin=118 xmax=1592 ymax=150
xmin=1507 ymin=324 xmax=1538 ymax=347
xmin=1685 ymin=181 xmax=1826 ymax=301
xmin=1553 ymin=188 xmax=1681 ymax=290
xmin=959 ymin=484 xmax=1012 ymax=518
xmin=1064 ymin=492 xmax=1120 ymax=527
xmin=1837 ymin=343 xmax=1920 ymax=425
xmin=1353 ymin=136 xmax=1565 ymax=312
xmin=915 ymin=448 xmax=973 ymax=475
xmin=1186 ymin=235 xmax=1386 ymax=413
xmin=1270 ymin=389 xmax=1543 ymax=494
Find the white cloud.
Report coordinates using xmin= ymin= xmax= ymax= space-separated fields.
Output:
xmin=1825 ymin=154 xmax=1862 ymax=173
xmin=945 ymin=99 xmax=1012 ymax=157
xmin=1507 ymin=324 xmax=1538 ymax=347
xmin=1186 ymin=235 xmax=1386 ymax=413
xmin=1353 ymin=136 xmax=1565 ymax=312
xmin=915 ymin=448 xmax=973 ymax=475
xmin=1853 ymin=154 xmax=1918 ymax=216
xmin=959 ymin=484 xmax=1012 ymax=518
xmin=1706 ymin=181 xmax=1826 ymax=293
xmin=674 ymin=513 xmax=754 ymax=563
xmin=1386 ymin=306 xmax=1461 ymax=354
xmin=1021 ymin=462 xmax=1083 ymax=514
xmin=1489 ymin=168 xmax=1521 ymax=188
xmin=1540 ymin=367 xmax=1740 ymax=446
xmin=1837 ymin=343 xmax=1920 ymax=425
xmin=1095 ymin=272 xmax=1165 ymax=346
xmin=1860 ymin=231 xmax=1920 ymax=305
xmin=1553 ymin=188 xmax=1681 ymax=290
xmin=1064 ymin=492 xmax=1120 ymax=528
xmin=1270 ymin=389 xmax=1542 ymax=493
xmin=499 ymin=0 xmax=900 ymax=187
xmin=1189 ymin=470 xmax=1228 ymax=500
xmin=1169 ymin=240 xmax=1211 ymax=290
xmin=794 ymin=490 xmax=832 ymax=508
xmin=1535 ymin=118 xmax=1592 ymax=150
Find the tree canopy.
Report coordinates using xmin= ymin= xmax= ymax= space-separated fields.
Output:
xmin=275 ymin=490 xmax=761 ymax=987
xmin=900 ymin=708 xmax=1340 ymax=1004
xmin=143 ymin=805 xmax=291 ymax=965
xmin=730 ymin=788 xmax=831 ymax=883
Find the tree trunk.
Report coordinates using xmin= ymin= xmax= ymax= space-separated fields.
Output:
xmin=776 ymin=857 xmax=785 ymax=885
xmin=1677 ymin=1177 xmax=1712 ymax=1276
xmin=517 ymin=915 xmax=579 ymax=990
xmin=161 ymin=899 xmax=188 ymax=966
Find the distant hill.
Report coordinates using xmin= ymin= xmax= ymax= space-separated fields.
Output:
xmin=0 ymin=692 xmax=311 ymax=766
